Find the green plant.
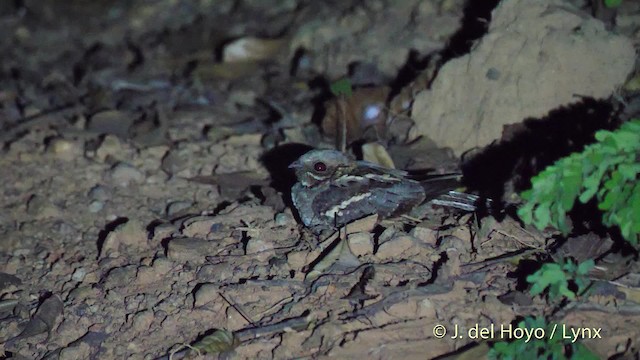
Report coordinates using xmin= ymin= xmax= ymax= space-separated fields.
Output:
xmin=518 ymin=119 xmax=640 ymax=245
xmin=329 ymin=78 xmax=353 ymax=97
xmin=527 ymin=258 xmax=594 ymax=300
xmin=489 ymin=317 xmax=599 ymax=360
xmin=604 ymin=0 xmax=622 ymax=8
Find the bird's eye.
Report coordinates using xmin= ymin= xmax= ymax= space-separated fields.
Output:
xmin=313 ymin=161 xmax=327 ymax=172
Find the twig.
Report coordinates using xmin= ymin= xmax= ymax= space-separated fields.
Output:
xmin=219 ymin=293 xmax=255 ymax=327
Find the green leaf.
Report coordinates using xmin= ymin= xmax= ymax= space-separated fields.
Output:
xmin=599 ymin=190 xmax=617 ymax=211
xmin=617 ymin=163 xmax=640 ymax=180
xmin=519 ymin=118 xmax=640 ymax=247
xmin=604 ymin=0 xmax=622 ymax=8
xmin=560 ymin=169 xmax=581 ymax=210
xmin=330 ymin=78 xmax=353 ymax=97
xmin=533 ymin=203 xmax=552 ymax=229
xmin=576 ymin=259 xmax=595 ymax=275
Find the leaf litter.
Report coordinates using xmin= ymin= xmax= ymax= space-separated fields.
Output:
xmin=0 ymin=0 xmax=639 ymax=359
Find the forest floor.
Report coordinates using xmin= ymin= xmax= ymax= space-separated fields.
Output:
xmin=1 ymin=0 xmax=640 ymax=359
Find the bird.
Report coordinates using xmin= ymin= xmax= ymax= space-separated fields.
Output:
xmin=289 ymin=149 xmax=481 ymax=234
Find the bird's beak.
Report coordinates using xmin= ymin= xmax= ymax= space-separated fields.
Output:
xmin=288 ymin=160 xmax=301 ymax=169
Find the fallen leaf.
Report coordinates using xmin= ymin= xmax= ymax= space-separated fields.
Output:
xmin=362 ymin=143 xmax=395 ymax=169
xmin=321 ymin=86 xmax=390 ymax=146
xmin=222 ymin=37 xmax=287 ymax=63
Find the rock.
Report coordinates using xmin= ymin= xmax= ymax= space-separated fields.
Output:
xmin=100 ymin=220 xmax=148 ymax=258
xmin=193 ymin=283 xmax=220 ymax=307
xmin=246 ymin=238 xmax=276 ymax=262
xmin=88 ymin=185 xmax=110 ymax=201
xmin=104 ymin=265 xmax=137 ymax=289
xmin=26 ymin=194 xmax=46 ymax=215
xmin=26 ymin=194 xmax=60 ymax=218
xmin=95 ymin=135 xmax=127 ymax=162
xmin=409 ymin=0 xmax=636 ymax=155
xmin=0 ymin=272 xmax=22 ymax=291
xmin=166 ymin=201 xmax=193 ymax=217
xmin=376 ymin=235 xmax=419 ymax=260
xmin=347 ymin=232 xmax=374 ymax=257
xmin=67 ymin=286 xmax=97 ymax=302
xmin=410 ymin=226 xmax=438 ymax=247
xmin=131 ymin=309 xmax=154 ymax=333
xmin=109 ymin=162 xmax=145 ymax=186
xmin=167 ymin=238 xmax=215 ymax=264
xmin=287 ymin=251 xmax=311 ymax=270
xmin=71 ymin=267 xmax=87 ymax=282
xmin=160 ymin=150 xmax=188 ymax=175
xmin=88 ymin=200 xmax=104 ymax=213
xmin=59 ymin=342 xmax=92 ymax=360
xmin=196 ymin=263 xmax=235 ymax=282
xmin=274 ymin=212 xmax=295 ymax=226
xmin=150 ymin=223 xmax=178 ymax=242
xmin=88 ymin=110 xmax=134 ymax=137
xmin=48 ymin=138 xmax=83 ymax=161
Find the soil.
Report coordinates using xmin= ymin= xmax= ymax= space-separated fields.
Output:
xmin=1 ymin=0 xmax=640 ymax=359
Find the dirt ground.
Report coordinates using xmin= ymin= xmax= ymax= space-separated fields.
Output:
xmin=1 ymin=0 xmax=640 ymax=359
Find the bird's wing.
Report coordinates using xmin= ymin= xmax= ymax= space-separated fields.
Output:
xmin=312 ymin=174 xmax=425 ymax=227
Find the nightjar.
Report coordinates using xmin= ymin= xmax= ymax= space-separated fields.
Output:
xmin=289 ymin=149 xmax=478 ymax=233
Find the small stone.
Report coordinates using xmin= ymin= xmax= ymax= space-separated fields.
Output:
xmin=287 ymin=251 xmax=310 ymax=270
xmin=110 ymin=162 xmax=145 ymax=186
xmin=167 ymin=238 xmax=215 ymax=264
xmin=245 ymin=238 xmax=276 ymax=262
xmin=67 ymin=286 xmax=97 ymax=302
xmin=0 ymin=273 xmax=22 ymax=290
xmin=100 ymin=220 xmax=148 ymax=258
xmin=104 ymin=265 xmax=137 ymax=289
xmin=166 ymin=201 xmax=193 ymax=217
xmin=59 ymin=342 xmax=92 ymax=360
xmin=197 ymin=263 xmax=235 ymax=282
xmin=88 ymin=200 xmax=104 ymax=213
xmin=377 ymin=227 xmax=397 ymax=243
xmin=451 ymin=226 xmax=472 ymax=243
xmin=26 ymin=194 xmax=60 ymax=218
xmin=88 ymin=110 xmax=134 ymax=137
xmin=26 ymin=194 xmax=46 ymax=215
xmin=193 ymin=283 xmax=219 ymax=307
xmin=95 ymin=135 xmax=125 ymax=162
xmin=161 ymin=150 xmax=188 ymax=175
xmin=347 ymin=232 xmax=374 ymax=257
xmin=376 ymin=235 xmax=418 ymax=260
xmin=88 ymin=185 xmax=110 ymax=201
xmin=410 ymin=226 xmax=438 ymax=247
xmin=131 ymin=310 xmax=154 ymax=333
xmin=274 ymin=212 xmax=295 ymax=226
xmin=71 ymin=267 xmax=87 ymax=282
xmin=48 ymin=138 xmax=83 ymax=161
xmin=150 ymin=223 xmax=178 ymax=242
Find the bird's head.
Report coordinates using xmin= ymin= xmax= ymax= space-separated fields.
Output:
xmin=289 ymin=149 xmax=354 ymax=187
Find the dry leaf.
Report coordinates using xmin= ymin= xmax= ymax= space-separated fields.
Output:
xmin=222 ymin=37 xmax=287 ymax=63
xmin=361 ymin=143 xmax=395 ymax=169
xmin=321 ymin=86 xmax=389 ymax=146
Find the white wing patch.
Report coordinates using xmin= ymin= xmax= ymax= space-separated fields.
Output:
xmin=324 ymin=192 xmax=372 ymax=219
xmin=364 ymin=173 xmax=401 ymax=182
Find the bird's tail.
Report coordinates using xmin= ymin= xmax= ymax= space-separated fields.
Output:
xmin=418 ymin=174 xmax=492 ymax=212
xmin=418 ymin=173 xmax=464 ymax=200
xmin=432 ymin=191 xmax=492 ymax=212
